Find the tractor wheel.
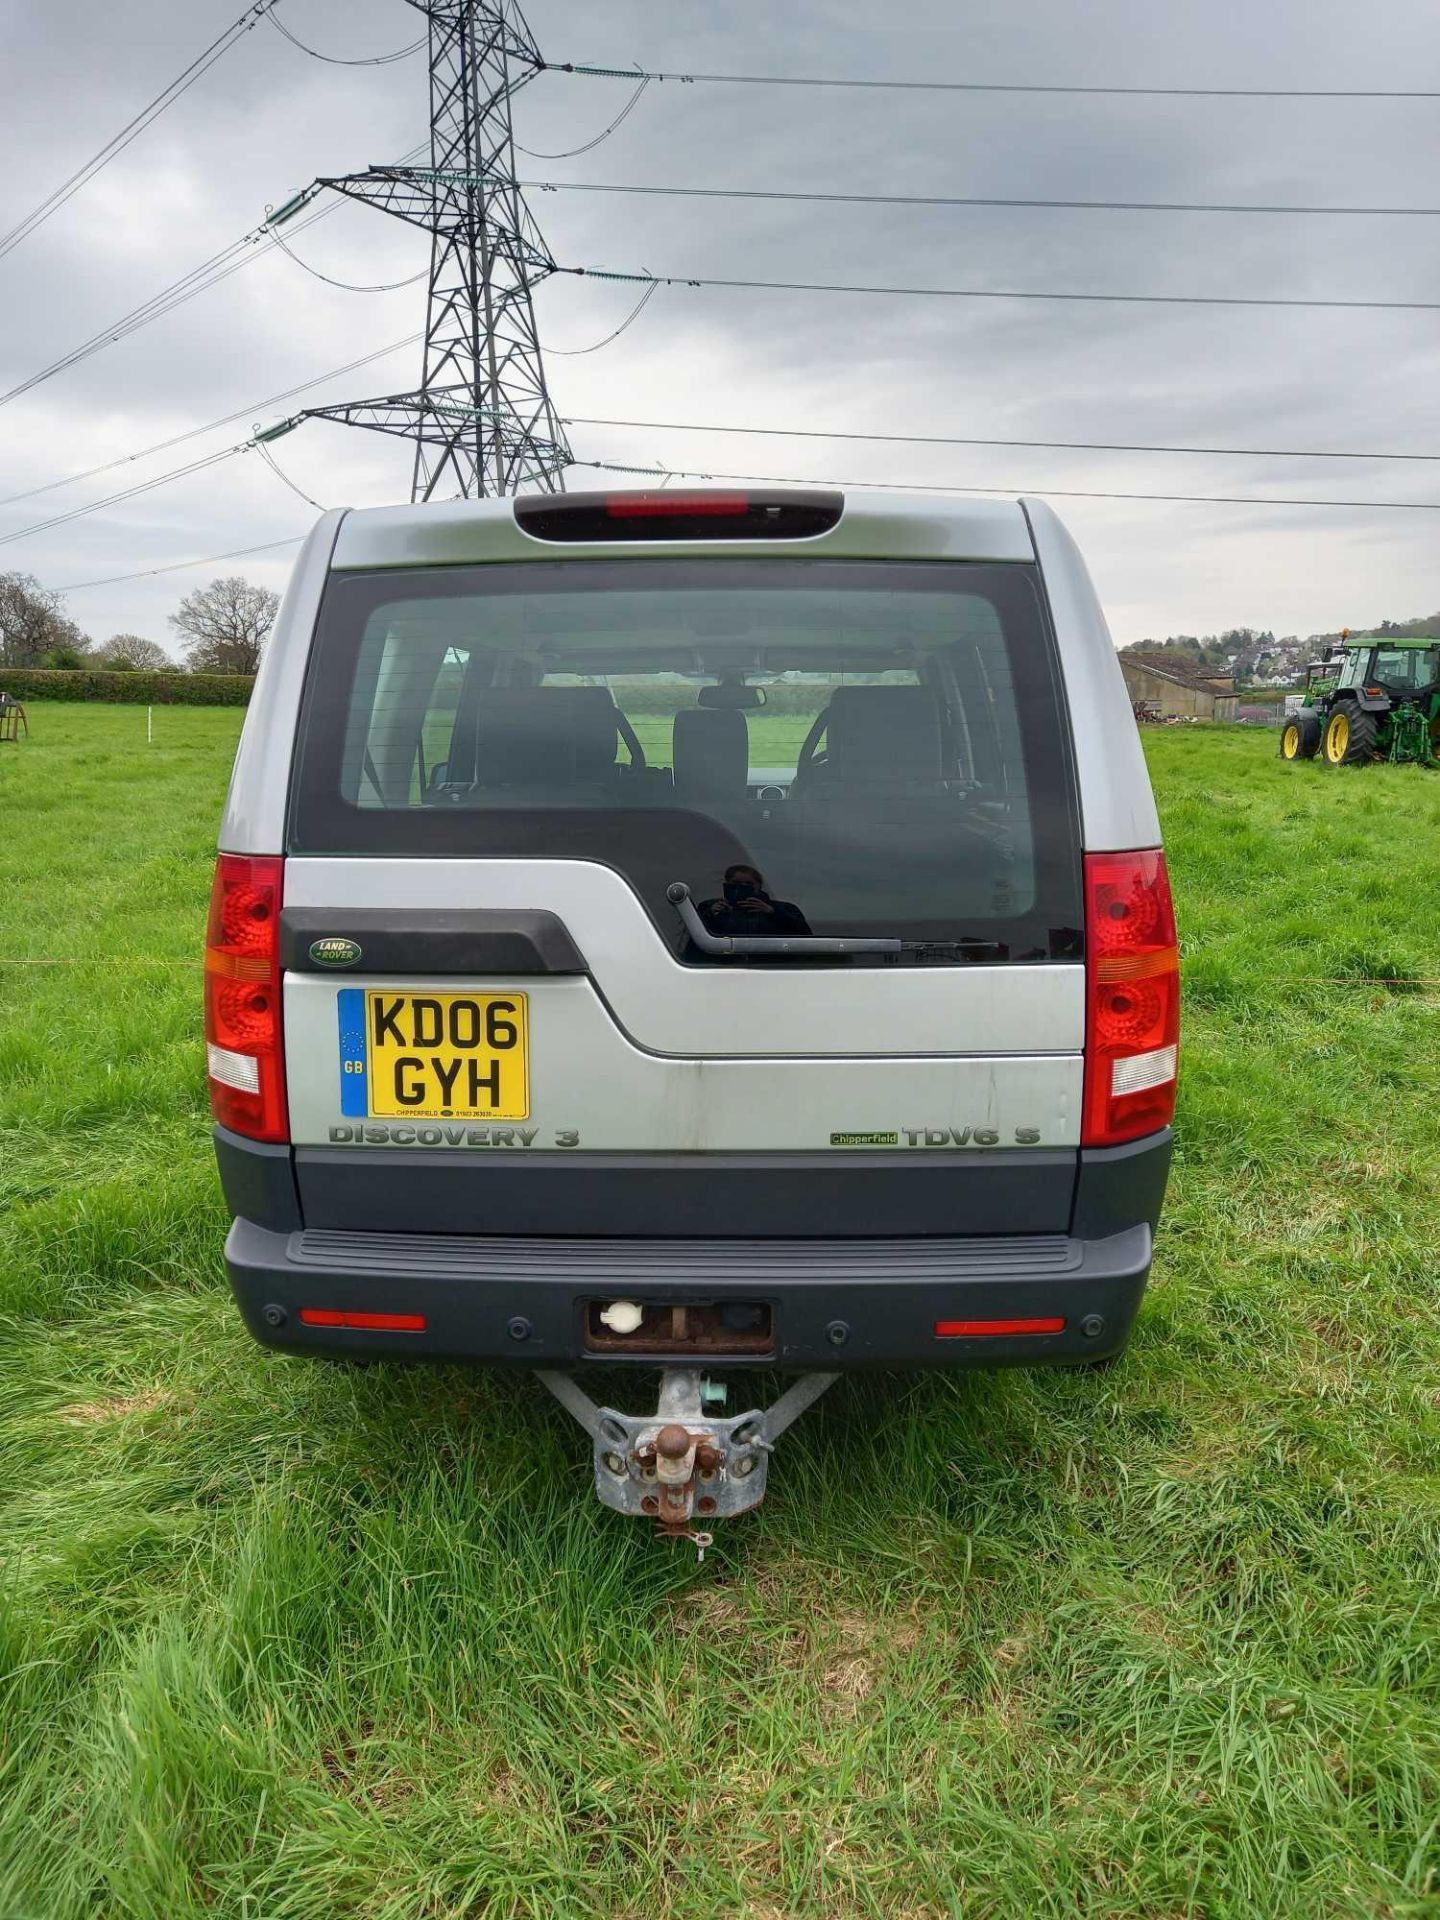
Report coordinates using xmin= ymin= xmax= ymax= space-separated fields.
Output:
xmin=1279 ymin=711 xmax=1321 ymax=760
xmin=1323 ymin=704 xmax=1379 ymax=766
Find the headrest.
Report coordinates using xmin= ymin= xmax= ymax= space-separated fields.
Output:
xmin=672 ymin=705 xmax=748 ymax=801
xmin=554 ymin=685 xmax=623 ymax=779
xmin=823 ymin=686 xmax=942 ymax=779
xmin=473 ymin=685 xmax=618 ymax=787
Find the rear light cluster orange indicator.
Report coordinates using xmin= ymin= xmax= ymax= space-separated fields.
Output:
xmin=935 ymin=1316 xmax=1066 ymax=1337
xmin=299 ymin=1309 xmax=427 ymax=1332
xmin=205 ymin=853 xmax=288 ymax=1143
xmin=1082 ymin=849 xmax=1180 ymax=1147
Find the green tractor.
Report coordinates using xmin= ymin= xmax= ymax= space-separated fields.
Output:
xmin=1279 ymin=632 xmax=1440 ymax=767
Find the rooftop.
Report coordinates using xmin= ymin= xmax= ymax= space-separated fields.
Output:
xmin=1120 ymin=653 xmax=1235 ymax=693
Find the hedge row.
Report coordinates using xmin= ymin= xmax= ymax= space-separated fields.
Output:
xmin=0 ymin=668 xmax=255 ymax=706
xmin=0 ymin=669 xmax=888 ymax=715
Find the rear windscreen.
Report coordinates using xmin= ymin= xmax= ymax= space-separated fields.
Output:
xmin=288 ymin=558 xmax=1081 ymax=965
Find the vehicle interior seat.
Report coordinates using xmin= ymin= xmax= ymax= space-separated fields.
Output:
xmin=470 ymin=685 xmax=623 ymax=793
xmin=787 ymin=685 xmax=1011 ymax=913
xmin=814 ymin=685 xmax=945 ymax=790
xmin=672 ymin=705 xmax=748 ymax=806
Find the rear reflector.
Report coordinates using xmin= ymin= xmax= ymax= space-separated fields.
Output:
xmin=515 ymin=487 xmax=843 ymax=543
xmin=935 ymin=1316 xmax=1066 ymax=1337
xmin=205 ymin=853 xmax=288 ymax=1143
xmin=299 ymin=1309 xmax=427 ymax=1332
xmin=1082 ymin=849 xmax=1180 ymax=1147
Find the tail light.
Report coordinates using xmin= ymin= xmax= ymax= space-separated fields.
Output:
xmin=204 ymin=853 xmax=287 ymax=1142
xmin=1082 ymin=849 xmax=1179 ymax=1147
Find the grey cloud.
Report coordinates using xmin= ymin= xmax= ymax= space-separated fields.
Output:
xmin=1 ymin=0 xmax=1438 ymax=646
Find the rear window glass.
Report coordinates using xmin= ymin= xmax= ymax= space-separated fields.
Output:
xmin=288 ymin=559 xmax=1081 ymax=965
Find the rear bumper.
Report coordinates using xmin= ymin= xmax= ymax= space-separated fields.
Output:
xmin=224 ymin=1217 xmax=1155 ymax=1370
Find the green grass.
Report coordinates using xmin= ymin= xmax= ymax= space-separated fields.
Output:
xmin=5 ymin=703 xmax=1440 ymax=1917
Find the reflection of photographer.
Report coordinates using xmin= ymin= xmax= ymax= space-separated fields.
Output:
xmin=697 ymin=864 xmax=811 ymax=940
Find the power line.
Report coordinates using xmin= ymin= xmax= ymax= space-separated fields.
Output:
xmin=269 ymin=10 xmax=424 ymax=65
xmin=0 ymin=331 xmax=421 ymax=509
xmin=551 ymin=60 xmax=1440 ymax=103
xmin=0 ymin=219 xmax=312 ymax=409
xmin=57 ymin=535 xmax=305 ymax=593
xmin=257 ymin=440 xmax=325 ymax=508
xmin=529 ymin=177 xmax=1440 ymax=218
xmin=44 ymin=450 xmax=1440 ymax=599
xmin=576 ymin=456 xmax=1440 ymax=514
xmin=0 ymin=443 xmax=255 ymax=550
xmin=563 ymin=263 xmax=1440 ymax=317
xmin=269 ymin=225 xmax=429 ymax=291
xmin=515 ymin=75 xmax=650 ymax=158
xmin=0 ymin=1 xmax=281 ymax=265
xmin=547 ymin=281 xmax=659 ymax=354
xmin=565 ymin=412 xmax=1440 ymax=466
xmin=0 ymin=143 xmax=428 ymax=409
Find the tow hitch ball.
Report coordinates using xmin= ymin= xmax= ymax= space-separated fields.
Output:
xmin=539 ymin=1366 xmax=838 ymax=1559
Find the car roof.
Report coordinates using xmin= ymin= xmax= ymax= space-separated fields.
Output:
xmin=328 ymin=487 xmax=1036 ymax=570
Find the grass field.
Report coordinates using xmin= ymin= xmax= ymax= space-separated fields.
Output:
xmin=4 ymin=703 xmax=1440 ymax=1918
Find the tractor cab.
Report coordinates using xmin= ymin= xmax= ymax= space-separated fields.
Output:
xmin=1364 ymin=640 xmax=1440 ymax=697
xmin=1282 ymin=633 xmax=1440 ymax=767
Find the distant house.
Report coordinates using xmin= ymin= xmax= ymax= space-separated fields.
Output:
xmin=1119 ymin=654 xmax=1239 ymax=721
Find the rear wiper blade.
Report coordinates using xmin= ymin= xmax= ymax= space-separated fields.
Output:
xmin=667 ymin=882 xmax=902 ymax=957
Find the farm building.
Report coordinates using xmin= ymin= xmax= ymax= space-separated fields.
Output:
xmin=1119 ymin=654 xmax=1240 ymax=721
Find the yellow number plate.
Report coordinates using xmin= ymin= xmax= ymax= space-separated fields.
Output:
xmin=364 ymin=991 xmax=528 ymax=1120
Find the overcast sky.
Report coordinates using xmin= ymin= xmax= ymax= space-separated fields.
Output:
xmin=3 ymin=0 xmax=1439 ymax=657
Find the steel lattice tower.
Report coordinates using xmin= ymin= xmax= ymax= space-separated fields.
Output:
xmin=275 ymin=0 xmax=569 ymax=499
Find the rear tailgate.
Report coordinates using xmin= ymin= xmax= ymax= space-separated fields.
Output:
xmin=278 ymin=538 xmax=1085 ymax=1238
xmin=281 ymin=856 xmax=1082 ymax=1234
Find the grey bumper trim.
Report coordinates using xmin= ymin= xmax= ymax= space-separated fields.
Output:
xmin=286 ymin=1226 xmax=1083 ymax=1280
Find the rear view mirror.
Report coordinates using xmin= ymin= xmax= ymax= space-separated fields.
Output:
xmin=698 ymin=679 xmax=766 ymax=710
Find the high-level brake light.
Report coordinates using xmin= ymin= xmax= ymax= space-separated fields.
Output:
xmin=1082 ymin=849 xmax=1180 ymax=1147
xmin=205 ymin=853 xmax=288 ymax=1143
xmin=514 ymin=487 xmax=843 ymax=543
xmin=607 ymin=491 xmax=750 ymax=518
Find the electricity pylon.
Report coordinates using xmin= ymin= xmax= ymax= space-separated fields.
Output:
xmin=265 ymin=0 xmax=569 ymax=499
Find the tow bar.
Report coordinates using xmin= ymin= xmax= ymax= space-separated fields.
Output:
xmin=539 ymin=1367 xmax=839 ymax=1558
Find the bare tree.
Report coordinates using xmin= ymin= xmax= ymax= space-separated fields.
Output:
xmin=98 ymin=632 xmax=173 ymax=671
xmin=168 ymin=576 xmax=280 ymax=674
xmin=0 ymin=571 xmax=83 ymax=667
